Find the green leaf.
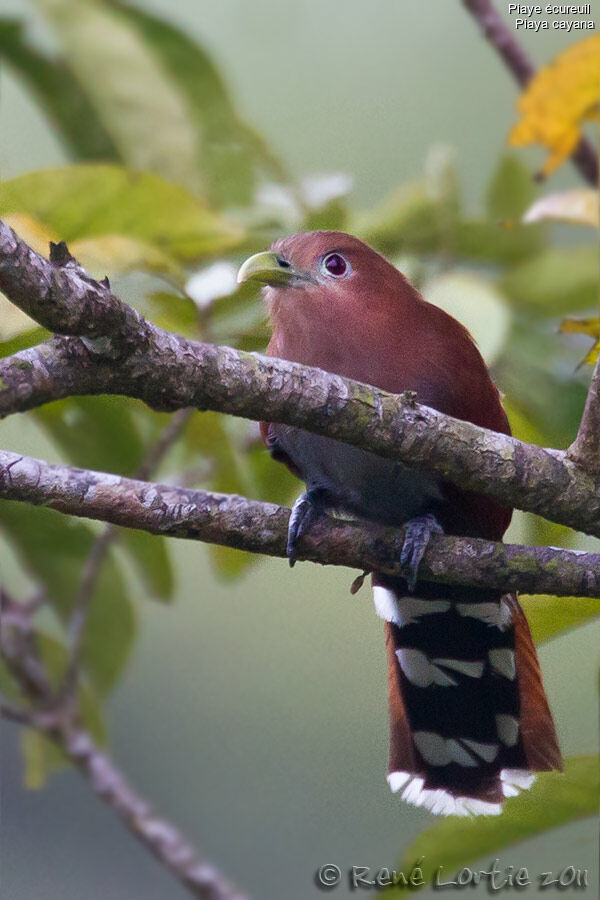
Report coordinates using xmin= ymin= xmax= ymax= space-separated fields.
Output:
xmin=302 ymin=197 xmax=349 ymax=233
xmin=521 ymin=595 xmax=600 ymax=644
xmin=183 ymin=411 xmax=264 ymax=577
xmin=21 ymin=729 xmax=65 ymax=790
xmin=0 ymin=17 xmax=119 ymax=161
xmin=210 ymin=282 xmax=262 ymax=323
xmin=21 ymin=631 xmax=107 ymax=788
xmin=502 ymin=399 xmax=547 ymax=446
xmin=247 ymin=441 xmax=299 ymax=509
xmin=107 ymin=0 xmax=284 ymax=207
xmin=0 ymin=656 xmax=21 ymax=702
xmin=0 ymin=327 xmax=51 ymax=359
xmin=0 ymin=503 xmax=135 ymax=694
xmin=143 ymin=292 xmax=199 ymax=337
xmin=208 ymin=543 xmax=258 ymax=578
xmin=34 ymin=396 xmax=145 ymax=475
xmin=31 ymin=0 xmax=200 ymax=190
xmin=355 ymin=148 xmax=459 ymax=258
xmin=120 ymin=528 xmax=174 ymax=602
xmin=29 ymin=396 xmax=175 ymax=601
xmin=456 ymin=219 xmax=544 ymax=264
xmin=0 ymin=294 xmax=38 ymax=341
xmin=355 ymin=171 xmax=542 ymax=264
xmin=495 ymin=320 xmax=589 ymax=448
xmin=72 ymin=575 xmax=135 ymax=695
xmin=423 ymin=272 xmax=511 ymax=365
xmin=399 ymin=756 xmax=599 ymax=891
xmin=69 ymin=234 xmax=185 ymax=283
xmin=208 ymin=283 xmax=267 ymax=348
xmin=0 ymin=164 xmax=243 ymax=261
xmin=0 ymin=503 xmax=94 ymax=612
xmin=501 ymin=247 xmax=599 ymax=315
xmin=355 ymin=181 xmax=457 ymax=258
xmin=486 ymin=155 xmax=537 ymax=221
xmin=0 ymin=327 xmax=50 ymax=359
xmin=231 ymin=321 xmax=272 ymax=353
xmin=9 ymin=393 xmax=174 ymax=601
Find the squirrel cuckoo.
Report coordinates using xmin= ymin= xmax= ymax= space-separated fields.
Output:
xmin=238 ymin=231 xmax=561 ymax=816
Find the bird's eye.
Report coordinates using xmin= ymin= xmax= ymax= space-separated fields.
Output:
xmin=322 ymin=252 xmax=348 ymax=278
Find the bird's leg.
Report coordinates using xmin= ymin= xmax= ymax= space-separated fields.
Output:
xmin=400 ymin=513 xmax=444 ymax=592
xmin=287 ymin=489 xmax=326 ymax=568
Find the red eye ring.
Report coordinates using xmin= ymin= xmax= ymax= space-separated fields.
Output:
xmin=322 ymin=252 xmax=348 ymax=277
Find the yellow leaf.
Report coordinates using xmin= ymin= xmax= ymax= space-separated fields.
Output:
xmin=523 ymin=188 xmax=599 ymax=228
xmin=582 ymin=336 xmax=600 ymax=365
xmin=559 ymin=316 xmax=599 ymax=366
xmin=559 ymin=315 xmax=599 ymax=338
xmin=69 ymin=235 xmax=183 ymax=281
xmin=509 ymin=35 xmax=600 ymax=178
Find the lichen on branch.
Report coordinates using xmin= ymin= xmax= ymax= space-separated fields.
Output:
xmin=1 ymin=221 xmax=599 ymax=540
xmin=1 ymin=449 xmax=598 ymax=598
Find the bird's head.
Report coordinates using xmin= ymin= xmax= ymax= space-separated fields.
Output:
xmin=237 ymin=230 xmax=408 ymax=315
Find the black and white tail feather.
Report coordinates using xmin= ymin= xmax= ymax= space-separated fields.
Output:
xmin=374 ymin=581 xmax=561 ymax=817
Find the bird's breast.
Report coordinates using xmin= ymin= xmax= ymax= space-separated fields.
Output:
xmin=273 ymin=425 xmax=442 ymax=525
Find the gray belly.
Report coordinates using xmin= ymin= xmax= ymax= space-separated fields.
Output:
xmin=274 ymin=425 xmax=442 ymax=526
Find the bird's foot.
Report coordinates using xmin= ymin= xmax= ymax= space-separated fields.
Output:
xmin=287 ymin=490 xmax=325 ymax=568
xmin=400 ymin=513 xmax=443 ymax=592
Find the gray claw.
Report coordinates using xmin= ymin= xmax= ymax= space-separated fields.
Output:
xmin=400 ymin=513 xmax=443 ymax=592
xmin=287 ymin=492 xmax=321 ymax=567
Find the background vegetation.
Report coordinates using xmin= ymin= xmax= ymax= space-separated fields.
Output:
xmin=1 ymin=2 xmax=599 ymax=898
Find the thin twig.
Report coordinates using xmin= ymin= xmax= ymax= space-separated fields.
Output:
xmin=137 ymin=408 xmax=193 ymax=480
xmin=1 ymin=595 xmax=55 ymax=701
xmin=1 ymin=621 xmax=248 ymax=900
xmin=60 ymin=523 xmax=118 ymax=698
xmin=462 ymin=0 xmax=599 ymax=185
xmin=56 ymin=721 xmax=248 ymax=900
xmin=60 ymin=408 xmax=193 ymax=699
xmin=1 ymin=449 xmax=598 ymax=597
xmin=0 ymin=700 xmax=36 ymax=726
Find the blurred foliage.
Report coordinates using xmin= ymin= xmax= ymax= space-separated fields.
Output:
xmin=521 ymin=594 xmax=600 ymax=644
xmin=399 ymin=755 xmax=599 ymax=891
xmin=20 ymin=632 xmax=107 ymax=789
xmin=523 ymin=187 xmax=599 ymax=228
xmin=0 ymin=1 xmax=598 ymax=871
xmin=560 ymin=315 xmax=600 ymax=366
xmin=509 ymin=34 xmax=600 ymax=178
xmin=0 ymin=165 xmax=243 ymax=280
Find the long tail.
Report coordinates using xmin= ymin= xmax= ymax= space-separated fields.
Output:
xmin=374 ymin=578 xmax=562 ymax=816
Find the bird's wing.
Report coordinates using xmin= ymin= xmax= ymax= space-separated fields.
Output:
xmin=260 ymin=421 xmax=302 ymax=479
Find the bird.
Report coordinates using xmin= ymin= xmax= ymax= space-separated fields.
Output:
xmin=237 ymin=230 xmax=561 ymax=816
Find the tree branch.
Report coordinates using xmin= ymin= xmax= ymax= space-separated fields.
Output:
xmin=0 ymin=700 xmax=37 ymax=726
xmin=47 ymin=721 xmax=247 ymax=900
xmin=460 ymin=3 xmax=600 ymax=500
xmin=568 ymin=352 xmax=600 ymax=474
xmin=462 ymin=0 xmax=599 ymax=185
xmin=1 ymin=599 xmax=247 ymax=900
xmin=1 ymin=449 xmax=598 ymax=597
xmin=60 ymin=407 xmax=193 ymax=699
xmin=1 ymin=223 xmax=599 ymax=538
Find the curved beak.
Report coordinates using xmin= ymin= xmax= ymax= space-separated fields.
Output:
xmin=237 ymin=251 xmax=296 ymax=286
